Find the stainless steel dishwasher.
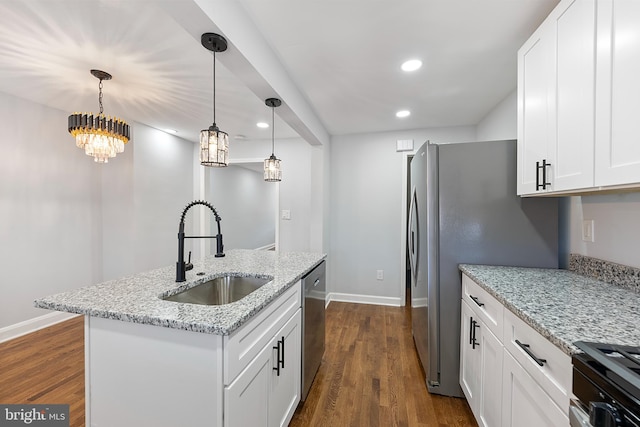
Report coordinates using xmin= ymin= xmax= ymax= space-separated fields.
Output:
xmin=301 ymin=260 xmax=326 ymax=401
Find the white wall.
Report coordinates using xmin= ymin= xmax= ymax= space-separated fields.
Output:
xmin=0 ymin=90 xmax=195 ymax=328
xmin=0 ymin=92 xmax=102 ymax=327
xmin=476 ymin=88 xmax=640 ymax=269
xmin=476 ymin=91 xmax=517 ymax=141
xmin=329 ymin=126 xmax=476 ymax=305
xmin=206 ymin=165 xmax=276 ymax=250
xmin=231 ymin=137 xmax=326 ymax=253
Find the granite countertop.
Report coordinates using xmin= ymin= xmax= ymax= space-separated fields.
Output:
xmin=35 ymin=249 xmax=325 ymax=335
xmin=459 ymin=264 xmax=640 ymax=355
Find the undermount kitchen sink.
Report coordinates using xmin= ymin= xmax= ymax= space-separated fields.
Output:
xmin=162 ymin=275 xmax=272 ymax=305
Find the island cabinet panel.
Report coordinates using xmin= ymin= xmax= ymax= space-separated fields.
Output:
xmin=224 ymin=281 xmax=302 ymax=385
xmin=225 ymin=309 xmax=302 ymax=427
xmin=85 ymin=316 xmax=224 ymax=427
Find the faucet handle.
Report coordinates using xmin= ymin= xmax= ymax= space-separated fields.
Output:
xmin=186 ymin=251 xmax=193 ymax=271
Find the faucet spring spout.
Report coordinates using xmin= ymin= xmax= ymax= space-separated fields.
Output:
xmin=176 ymin=200 xmax=225 ymax=282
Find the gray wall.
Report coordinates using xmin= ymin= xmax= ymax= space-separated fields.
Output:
xmin=0 ymin=91 xmax=194 ymax=328
xmin=477 ymin=89 xmax=640 ymax=269
xmin=206 ymin=165 xmax=276 ymax=250
xmin=329 ymin=127 xmax=476 ymax=304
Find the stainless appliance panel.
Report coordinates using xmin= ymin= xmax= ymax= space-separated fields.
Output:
xmin=301 ymin=260 xmax=326 ymax=401
xmin=410 ymin=140 xmax=559 ymax=397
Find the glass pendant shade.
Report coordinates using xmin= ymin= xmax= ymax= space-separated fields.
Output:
xmin=200 ymin=124 xmax=229 ymax=167
xmin=264 ymin=154 xmax=282 ymax=182
xmin=68 ymin=70 xmax=130 ymax=163
xmin=200 ymin=33 xmax=229 ymax=167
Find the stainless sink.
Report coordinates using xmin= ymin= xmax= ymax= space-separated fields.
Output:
xmin=163 ymin=275 xmax=271 ymax=305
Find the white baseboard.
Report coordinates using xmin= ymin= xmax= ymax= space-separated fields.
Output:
xmin=326 ymin=292 xmax=402 ymax=307
xmin=255 ymin=243 xmax=276 ymax=251
xmin=0 ymin=312 xmax=80 ymax=344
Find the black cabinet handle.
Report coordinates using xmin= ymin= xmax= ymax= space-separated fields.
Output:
xmin=469 ymin=316 xmax=474 ymax=345
xmin=273 ymin=340 xmax=281 ymax=376
xmin=279 ymin=337 xmax=285 ymax=369
xmin=536 ymin=159 xmax=551 ymax=191
xmin=515 ymin=339 xmax=547 ymax=366
xmin=472 ymin=320 xmax=480 ymax=349
xmin=470 ymin=295 xmax=484 ymax=307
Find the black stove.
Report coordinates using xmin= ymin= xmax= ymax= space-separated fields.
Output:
xmin=571 ymin=341 xmax=640 ymax=427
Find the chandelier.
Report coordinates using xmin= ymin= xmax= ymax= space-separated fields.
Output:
xmin=68 ymin=70 xmax=130 ymax=163
xmin=264 ymin=98 xmax=282 ymax=182
xmin=200 ymin=33 xmax=229 ymax=167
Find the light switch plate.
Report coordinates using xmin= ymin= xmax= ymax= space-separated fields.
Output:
xmin=582 ymin=220 xmax=595 ymax=242
xmin=281 ymin=209 xmax=291 ymax=220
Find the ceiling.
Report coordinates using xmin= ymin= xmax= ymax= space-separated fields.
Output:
xmin=0 ymin=0 xmax=559 ymax=146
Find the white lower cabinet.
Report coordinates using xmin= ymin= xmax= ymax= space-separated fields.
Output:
xmin=460 ymin=288 xmax=503 ymax=427
xmin=225 ymin=309 xmax=301 ymax=427
xmin=460 ymin=274 xmax=570 ymax=427
xmin=502 ymin=351 xmax=568 ymax=427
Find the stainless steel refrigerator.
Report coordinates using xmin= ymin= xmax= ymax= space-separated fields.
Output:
xmin=408 ymin=140 xmax=559 ymax=397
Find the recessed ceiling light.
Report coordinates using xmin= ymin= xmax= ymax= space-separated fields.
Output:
xmin=257 ymin=122 xmax=269 ymax=128
xmin=401 ymin=59 xmax=422 ymax=72
xmin=396 ymin=110 xmax=411 ymax=118
xmin=164 ymin=129 xmax=178 ymax=134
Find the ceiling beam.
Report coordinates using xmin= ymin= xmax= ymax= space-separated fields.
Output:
xmin=162 ymin=0 xmax=330 ymax=146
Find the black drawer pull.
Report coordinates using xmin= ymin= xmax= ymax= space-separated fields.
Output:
xmin=470 ymin=295 xmax=484 ymax=307
xmin=516 ymin=339 xmax=547 ymax=366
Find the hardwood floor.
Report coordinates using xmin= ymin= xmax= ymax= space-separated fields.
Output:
xmin=0 ymin=316 xmax=85 ymax=427
xmin=290 ymin=302 xmax=477 ymax=427
xmin=0 ymin=303 xmax=476 ymax=427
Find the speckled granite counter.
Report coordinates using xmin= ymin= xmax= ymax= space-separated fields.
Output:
xmin=459 ymin=264 xmax=640 ymax=355
xmin=35 ymin=249 xmax=325 ymax=335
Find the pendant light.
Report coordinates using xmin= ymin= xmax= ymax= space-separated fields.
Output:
xmin=68 ymin=70 xmax=130 ymax=163
xmin=264 ymin=98 xmax=282 ymax=182
xmin=200 ymin=33 xmax=229 ymax=167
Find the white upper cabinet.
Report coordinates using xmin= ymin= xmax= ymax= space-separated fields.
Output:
xmin=518 ymin=0 xmax=596 ymax=195
xmin=519 ymin=0 xmax=640 ymax=195
xmin=595 ymin=0 xmax=640 ymax=186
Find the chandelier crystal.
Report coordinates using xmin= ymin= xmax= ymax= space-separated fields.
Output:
xmin=200 ymin=33 xmax=229 ymax=167
xmin=68 ymin=70 xmax=130 ymax=163
xmin=264 ymin=98 xmax=282 ymax=182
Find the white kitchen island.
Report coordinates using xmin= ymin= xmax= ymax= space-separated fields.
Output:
xmin=35 ymin=249 xmax=325 ymax=427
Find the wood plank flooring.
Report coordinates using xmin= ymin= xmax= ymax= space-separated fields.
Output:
xmin=0 ymin=316 xmax=85 ymax=427
xmin=0 ymin=303 xmax=476 ymax=427
xmin=291 ymin=302 xmax=477 ymax=427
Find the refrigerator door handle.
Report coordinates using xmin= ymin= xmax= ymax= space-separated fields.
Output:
xmin=408 ymin=187 xmax=418 ymax=283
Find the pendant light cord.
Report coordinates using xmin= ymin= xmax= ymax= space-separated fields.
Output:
xmin=271 ymin=105 xmax=275 ymax=155
xmin=212 ymin=51 xmax=216 ymax=124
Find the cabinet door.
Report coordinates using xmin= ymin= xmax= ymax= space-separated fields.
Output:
xmin=502 ymin=352 xmax=568 ymax=427
xmin=595 ymin=0 xmax=640 ymax=186
xmin=460 ymin=300 xmax=480 ymax=416
xmin=269 ymin=309 xmax=302 ymax=427
xmin=478 ymin=324 xmax=503 ymax=427
xmin=517 ymin=21 xmax=554 ymax=195
xmin=224 ymin=343 xmax=271 ymax=427
xmin=551 ymin=0 xmax=596 ymax=191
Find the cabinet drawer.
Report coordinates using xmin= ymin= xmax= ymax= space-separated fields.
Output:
xmin=462 ymin=274 xmax=504 ymax=341
xmin=224 ymin=282 xmax=302 ymax=385
xmin=503 ymin=309 xmax=571 ymax=413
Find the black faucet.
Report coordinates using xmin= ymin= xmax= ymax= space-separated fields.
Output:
xmin=176 ymin=200 xmax=225 ymax=282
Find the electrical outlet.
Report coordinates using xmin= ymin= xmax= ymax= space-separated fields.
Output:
xmin=582 ymin=220 xmax=595 ymax=242
xmin=376 ymin=270 xmax=384 ymax=280
xmin=281 ymin=209 xmax=291 ymax=220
